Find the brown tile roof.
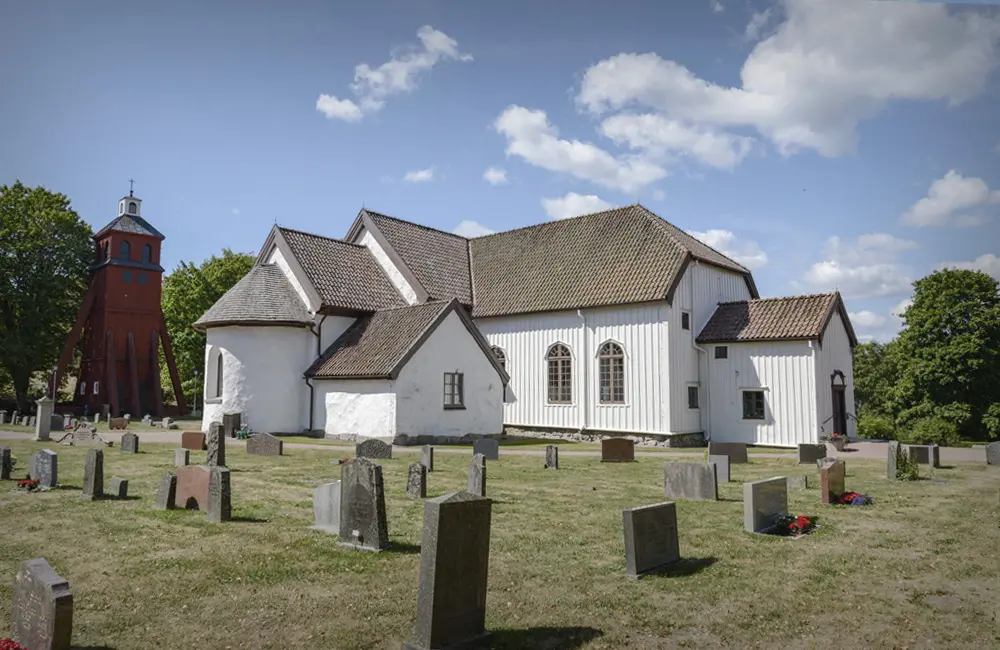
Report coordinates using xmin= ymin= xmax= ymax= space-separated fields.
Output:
xmin=696 ymin=292 xmax=857 ymax=345
xmin=193 ymin=264 xmax=312 ymax=331
xmin=278 ymin=227 xmax=405 ymax=312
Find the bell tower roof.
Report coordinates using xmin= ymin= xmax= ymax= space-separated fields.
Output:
xmin=94 ymin=182 xmax=165 ymax=240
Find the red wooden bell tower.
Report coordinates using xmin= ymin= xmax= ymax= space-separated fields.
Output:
xmin=55 ymin=187 xmax=187 ymax=417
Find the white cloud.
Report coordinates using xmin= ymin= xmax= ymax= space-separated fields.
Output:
xmin=801 ymin=233 xmax=917 ymax=298
xmin=482 ymin=167 xmax=508 ymax=185
xmin=316 ymin=25 xmax=472 ymax=122
xmin=934 ymin=253 xmax=1000 ymax=280
xmin=403 ymin=167 xmax=435 ymax=183
xmin=891 ymin=298 xmax=913 ymax=318
xmin=453 ymin=220 xmax=495 ymax=238
xmin=710 ymin=0 xmax=724 ymax=13
xmin=577 ymin=0 xmax=1000 ymax=158
xmin=541 ymin=192 xmax=615 ymax=220
xmin=744 ymin=8 xmax=774 ymax=43
xmin=599 ymin=113 xmax=754 ymax=169
xmin=687 ymin=229 xmax=769 ymax=269
xmin=848 ymin=310 xmax=886 ymax=328
xmin=900 ymin=170 xmax=999 ymax=227
xmin=231 ymin=208 xmax=241 ymax=215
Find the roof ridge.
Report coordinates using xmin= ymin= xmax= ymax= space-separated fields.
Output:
xmin=278 ymin=225 xmax=365 ymax=248
xmin=363 ymin=209 xmax=469 ymax=241
xmin=371 ymin=299 xmax=453 ymax=315
xmin=637 ymin=206 xmax=751 ymax=274
xmin=717 ymin=292 xmax=837 ymax=306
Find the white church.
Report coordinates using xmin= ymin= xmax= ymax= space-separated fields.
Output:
xmin=194 ymin=205 xmax=857 ymax=447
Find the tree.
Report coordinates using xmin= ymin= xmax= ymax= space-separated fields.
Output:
xmin=161 ymin=249 xmax=254 ymax=406
xmin=0 ymin=181 xmax=93 ymax=410
xmin=852 ymin=340 xmax=900 ymax=416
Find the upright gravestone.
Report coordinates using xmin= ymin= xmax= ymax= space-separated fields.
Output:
xmin=247 ymin=432 xmax=283 ymax=456
xmin=82 ymin=448 xmax=104 ymax=500
xmin=408 ymin=463 xmax=427 ymax=498
xmin=0 ymin=410 xmax=7 ymax=424
xmin=472 ymin=438 xmax=499 ymax=461
xmin=663 ymin=462 xmax=718 ymax=501
xmin=1 ymin=446 xmax=12 ymax=480
xmin=338 ymin=457 xmax=389 ymax=551
xmin=29 ymin=416 xmax=37 ymax=428
xmin=311 ymin=481 xmax=341 ymax=533
xmin=622 ymin=501 xmax=680 ymax=578
xmin=181 ymin=431 xmax=206 ymax=451
xmin=601 ymin=438 xmax=636 ymax=462
xmin=403 ymin=492 xmax=492 ymax=650
xmin=786 ymin=475 xmax=811 ymax=490
xmin=141 ymin=414 xmax=153 ymax=426
xmin=34 ymin=397 xmax=53 ymax=441
xmin=928 ymin=444 xmax=941 ymax=469
xmin=986 ymin=441 xmax=1000 ymax=466
xmin=545 ymin=445 xmax=559 ymax=470
xmin=207 ymin=466 xmax=232 ymax=523
xmin=174 ymin=448 xmax=190 ymax=467
xmin=223 ymin=412 xmax=241 ymax=438
xmin=906 ymin=445 xmax=933 ymax=465
xmin=120 ymin=432 xmax=139 ymax=454
xmin=11 ymin=557 xmax=73 ymax=650
xmin=467 ymin=453 xmax=486 ymax=497
xmin=708 ymin=454 xmax=730 ymax=483
xmin=50 ymin=413 xmax=65 ymax=433
xmin=22 ymin=416 xmax=31 ymax=427
xmin=207 ymin=422 xmax=226 ymax=467
xmin=797 ymin=443 xmax=827 ymax=464
xmin=420 ymin=445 xmax=434 ymax=472
xmin=887 ymin=441 xmax=900 ymax=480
xmin=744 ymin=476 xmax=789 ymax=534
xmin=355 ymin=438 xmax=392 ymax=459
xmin=101 ymin=404 xmax=110 ymax=421
xmin=174 ymin=466 xmax=211 ymax=510
xmin=109 ymin=477 xmax=129 ymax=499
xmin=819 ymin=459 xmax=846 ymax=504
xmin=154 ymin=472 xmax=177 ymax=510
xmin=32 ymin=450 xmax=58 ymax=488
xmin=708 ymin=441 xmax=749 ymax=464
xmin=108 ymin=416 xmax=127 ymax=430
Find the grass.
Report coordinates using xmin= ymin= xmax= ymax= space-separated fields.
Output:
xmin=1 ymin=440 xmax=997 ymax=649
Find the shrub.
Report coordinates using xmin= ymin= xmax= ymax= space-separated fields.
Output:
xmin=857 ymin=411 xmax=896 ymax=440
xmin=898 ymin=417 xmax=961 ymax=447
xmin=895 ymin=445 xmax=920 ymax=481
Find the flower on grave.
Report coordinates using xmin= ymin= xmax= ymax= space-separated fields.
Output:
xmin=0 ymin=639 xmax=28 ymax=650
xmin=835 ymin=491 xmax=873 ymax=506
xmin=829 ymin=433 xmax=845 ymax=441
xmin=773 ymin=513 xmax=818 ymax=537
xmin=16 ymin=478 xmax=40 ymax=492
xmin=340 ymin=458 xmax=350 ymax=464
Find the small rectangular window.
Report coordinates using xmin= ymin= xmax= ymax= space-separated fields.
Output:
xmin=687 ymin=385 xmax=699 ymax=409
xmin=742 ymin=390 xmax=765 ymax=420
xmin=79 ymin=382 xmax=86 ymax=395
xmin=714 ymin=346 xmax=728 ymax=359
xmin=444 ymin=372 xmax=464 ymax=409
xmin=682 ymin=312 xmax=690 ymax=330
xmin=122 ymin=270 xmax=133 ymax=283
xmin=93 ymin=381 xmax=100 ymax=395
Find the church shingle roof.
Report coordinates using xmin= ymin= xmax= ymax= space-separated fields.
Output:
xmin=193 ymin=264 xmax=312 ymax=331
xmin=696 ymin=292 xmax=857 ymax=346
xmin=94 ymin=215 xmax=165 ymax=239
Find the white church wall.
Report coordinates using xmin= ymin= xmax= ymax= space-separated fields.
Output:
xmin=201 ymin=325 xmax=313 ymax=434
xmin=358 ymin=227 xmax=419 ymax=305
xmin=318 ymin=314 xmax=356 ymax=352
xmin=395 ymin=310 xmax=504 ymax=437
xmin=815 ymin=313 xmax=857 ymax=439
xmin=314 ymin=379 xmax=396 ymax=439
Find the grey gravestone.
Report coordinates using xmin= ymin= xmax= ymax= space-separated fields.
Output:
xmin=223 ymin=412 xmax=241 ymax=438
xmin=247 ymin=432 xmax=283 ymax=456
xmin=744 ymin=476 xmax=788 ymax=533
xmin=707 ymin=441 xmax=748 ymax=464
xmin=467 ymin=453 xmax=486 ymax=497
xmin=32 ymin=450 xmax=58 ymax=488
xmin=22 ymin=416 xmax=30 ymax=426
xmin=154 ymin=472 xmax=177 ymax=510
xmin=407 ymin=463 xmax=427 ymax=498
xmin=887 ymin=441 xmax=900 ymax=480
xmin=420 ymin=445 xmax=434 ymax=472
xmin=120 ymin=432 xmax=139 ymax=454
xmin=786 ymin=475 xmax=811 ymax=490
xmin=109 ymin=477 xmax=128 ymax=499
xmin=11 ymin=557 xmax=73 ymax=650
xmin=708 ymin=454 xmax=730 ymax=482
xmin=929 ymin=444 xmax=941 ymax=469
xmin=986 ymin=441 xmax=1000 ymax=465
xmin=174 ymin=448 xmax=190 ymax=466
xmin=815 ymin=457 xmax=836 ymax=469
xmin=356 ymin=438 xmax=392 ymax=459
xmin=663 ymin=462 xmax=718 ymax=501
xmin=0 ymin=410 xmax=6 ymax=424
xmin=472 ymin=438 xmax=499 ymax=461
xmin=403 ymin=492 xmax=492 ymax=650
xmin=820 ymin=459 xmax=846 ymax=504
xmin=82 ymin=448 xmax=104 ymax=500
xmin=338 ymin=457 xmax=389 ymax=551
xmin=207 ymin=422 xmax=226 ymax=467
xmin=108 ymin=416 xmax=126 ymax=430
xmin=623 ymin=501 xmax=680 ymax=578
xmin=798 ymin=443 xmax=826 ymax=464
xmin=1 ymin=446 xmax=11 ymax=480
xmin=141 ymin=414 xmax=152 ymax=426
xmin=311 ymin=481 xmax=341 ymax=533
xmin=207 ymin=466 xmax=231 ymax=523
xmin=101 ymin=404 xmax=110 ymax=420
xmin=50 ymin=413 xmax=65 ymax=432
xmin=29 ymin=416 xmax=37 ymax=428
xmin=545 ymin=445 xmax=559 ymax=470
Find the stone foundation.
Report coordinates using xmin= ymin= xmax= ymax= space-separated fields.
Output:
xmin=499 ymin=426 xmax=705 ymax=448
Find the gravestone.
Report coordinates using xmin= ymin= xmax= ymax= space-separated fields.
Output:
xmin=174 ymin=465 xmax=211 ymax=510
xmin=154 ymin=472 xmax=177 ymax=510
xmin=887 ymin=441 xmax=900 ymax=480
xmin=81 ymin=448 xmax=104 ymax=500
xmin=356 ymin=438 xmax=392 ymax=459
xmin=798 ymin=443 xmax=827 ymax=464
xmin=34 ymin=397 xmax=54 ymax=442
xmin=815 ymin=457 xmax=836 ymax=469
xmin=601 ymin=437 xmax=636 ymax=462
xmin=223 ymin=412 xmax=241 ymax=438
xmin=1 ymin=446 xmax=11 ymax=480
xmin=31 ymin=450 xmax=58 ymax=488
xmin=420 ymin=445 xmax=434 ymax=472
xmin=663 ymin=462 xmax=718 ymax=501
xmin=408 ymin=463 xmax=427 ymax=498
xmin=162 ymin=417 xmax=174 ymax=429
xmin=108 ymin=416 xmax=127 ymax=430
xmin=906 ymin=444 xmax=938 ymax=466
xmin=545 ymin=445 xmax=559 ymax=470
xmin=181 ymin=431 xmax=206 ymax=451
xmin=708 ymin=441 xmax=748 ymax=464
xmin=338 ymin=457 xmax=389 ymax=551
xmin=0 ymin=410 xmax=6 ymax=424
xmin=744 ymin=477 xmax=789 ymax=533
xmin=403 ymin=492 xmax=492 ymax=650
xmin=786 ymin=475 xmax=811 ymax=490
xmin=247 ymin=432 xmax=283 ymax=456
xmin=207 ymin=422 xmax=226 ymax=467
xmin=819 ymin=459 xmax=846 ymax=504
xmin=928 ymin=444 xmax=941 ymax=469
xmin=11 ymin=557 xmax=73 ymax=650
xmin=109 ymin=477 xmax=128 ymax=499
xmin=141 ymin=414 xmax=153 ymax=426
xmin=101 ymin=404 xmax=110 ymax=420
xmin=472 ymin=438 xmax=499 ymax=461
xmin=22 ymin=416 xmax=30 ymax=426
xmin=708 ymin=454 xmax=730 ymax=483
xmin=120 ymin=432 xmax=139 ymax=454
xmin=29 ymin=416 xmax=37 ymax=428
xmin=174 ymin=448 xmax=190 ymax=466
xmin=207 ymin=466 xmax=231 ymax=523
xmin=467 ymin=453 xmax=486 ymax=497
xmin=623 ymin=501 xmax=681 ymax=578
xmin=311 ymin=481 xmax=341 ymax=533
xmin=987 ymin=441 xmax=1000 ymax=465
xmin=50 ymin=413 xmax=65 ymax=432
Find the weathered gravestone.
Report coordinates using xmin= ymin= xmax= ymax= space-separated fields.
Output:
xmin=545 ymin=445 xmax=559 ymax=470
xmin=798 ymin=443 xmax=827 ymax=464
xmin=420 ymin=445 xmax=434 ymax=472
xmin=467 ymin=453 xmax=486 ymax=497
xmin=338 ymin=457 xmax=389 ymax=551
xmin=101 ymin=404 xmax=110 ymax=420
xmin=28 ymin=416 xmax=37 ymax=429
xmin=906 ymin=444 xmax=939 ymax=467
xmin=472 ymin=438 xmax=499 ymax=461
xmin=820 ymin=459 xmax=846 ymax=504
xmin=120 ymin=432 xmax=139 ymax=454
xmin=108 ymin=416 xmax=127 ymax=430
xmin=407 ymin=463 xmax=427 ymax=499
xmin=403 ymin=492 xmax=492 ymax=650
xmin=247 ymin=432 xmax=283 ymax=456
xmin=81 ymin=448 xmax=104 ymax=500
xmin=33 ymin=397 xmax=52 ymax=442
xmin=744 ymin=476 xmax=789 ymax=534
xmin=181 ymin=431 xmax=206 ymax=451
xmin=1 ymin=446 xmax=12 ymax=480
xmin=22 ymin=416 xmax=30 ymax=427
xmin=174 ymin=465 xmax=211 ymax=510
xmin=223 ymin=412 xmax=241 ymax=438
xmin=31 ymin=450 xmax=58 ymax=488
xmin=887 ymin=441 xmax=901 ymax=480
xmin=207 ymin=466 xmax=231 ymax=523
xmin=663 ymin=462 xmax=718 ymax=501
xmin=50 ymin=413 xmax=65 ymax=433
xmin=786 ymin=475 xmax=811 ymax=490
xmin=0 ymin=410 xmax=7 ymax=424
xmin=986 ymin=441 xmax=1000 ymax=465
xmin=141 ymin=414 xmax=153 ymax=426
xmin=623 ymin=501 xmax=681 ymax=578
xmin=708 ymin=454 xmax=730 ymax=483
xmin=708 ymin=441 xmax=748 ymax=464
xmin=109 ymin=477 xmax=129 ymax=499
xmin=601 ymin=437 xmax=636 ymax=462
xmin=207 ymin=422 xmax=226 ymax=467
xmin=311 ymin=481 xmax=341 ymax=533
xmin=11 ymin=557 xmax=73 ymax=650
xmin=174 ymin=448 xmax=190 ymax=466
xmin=355 ymin=438 xmax=392 ymax=459
xmin=154 ymin=472 xmax=177 ymax=510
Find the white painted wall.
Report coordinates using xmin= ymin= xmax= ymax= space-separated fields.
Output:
xmin=815 ymin=313 xmax=857 ymax=438
xmin=314 ymin=379 xmax=396 ymax=438
xmin=201 ymin=325 xmax=313 ymax=434
xmin=318 ymin=314 xmax=356 ymax=352
xmin=396 ymin=310 xmax=504 ymax=437
xmin=357 ymin=227 xmax=419 ymax=305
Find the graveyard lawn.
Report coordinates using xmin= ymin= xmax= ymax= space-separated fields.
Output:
xmin=0 ymin=442 xmax=997 ymax=650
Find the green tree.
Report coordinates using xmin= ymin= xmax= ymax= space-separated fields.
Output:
xmin=0 ymin=181 xmax=93 ymax=410
xmin=852 ymin=340 xmax=901 ymax=416
xmin=161 ymin=249 xmax=254 ymax=406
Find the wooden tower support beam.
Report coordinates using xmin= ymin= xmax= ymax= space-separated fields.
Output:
xmin=126 ymin=332 xmax=142 ymax=416
xmin=149 ymin=329 xmax=164 ymax=416
xmin=159 ymin=313 xmax=188 ymax=413
xmin=54 ymin=276 xmax=98 ymax=397
xmin=105 ymin=329 xmax=119 ymax=416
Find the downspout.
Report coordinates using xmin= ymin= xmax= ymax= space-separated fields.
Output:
xmin=306 ymin=314 xmax=328 ymax=433
xmin=690 ymin=261 xmax=712 ymax=441
xmin=576 ymin=309 xmax=588 ymax=435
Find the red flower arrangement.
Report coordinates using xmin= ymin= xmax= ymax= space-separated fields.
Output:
xmin=16 ymin=478 xmax=40 ymax=492
xmin=829 ymin=433 xmax=845 ymax=441
xmin=835 ymin=491 xmax=873 ymax=506
xmin=772 ymin=514 xmax=818 ymax=537
xmin=1 ymin=638 xmax=28 ymax=650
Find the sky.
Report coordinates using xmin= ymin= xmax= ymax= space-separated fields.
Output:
xmin=2 ymin=0 xmax=999 ymax=343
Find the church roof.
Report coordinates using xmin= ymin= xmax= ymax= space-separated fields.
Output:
xmin=193 ymin=264 xmax=313 ymax=331
xmin=696 ymin=292 xmax=858 ymax=346
xmin=94 ymin=214 xmax=165 ymax=240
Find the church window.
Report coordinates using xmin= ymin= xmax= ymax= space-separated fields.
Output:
xmin=93 ymin=381 xmax=100 ymax=395
xmin=119 ymin=241 xmax=131 ymax=260
xmin=215 ymin=351 xmax=224 ymax=398
xmin=598 ymin=341 xmax=625 ymax=404
xmin=715 ymin=346 xmax=728 ymax=359
xmin=742 ymin=390 xmax=765 ymax=420
xmin=444 ymin=372 xmax=464 ymax=408
xmin=546 ymin=344 xmax=572 ymax=404
xmin=491 ymin=346 xmax=506 ymax=370
xmin=128 ymin=201 xmax=137 ymax=214
xmin=142 ymin=244 xmax=152 ymax=263
xmin=79 ymin=382 xmax=86 ymax=395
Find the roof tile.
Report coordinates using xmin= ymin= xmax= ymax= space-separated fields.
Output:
xmin=696 ymin=292 xmax=849 ymax=343
xmin=194 ymin=264 xmax=312 ymax=330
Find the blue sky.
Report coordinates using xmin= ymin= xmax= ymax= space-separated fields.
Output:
xmin=2 ymin=0 xmax=999 ymax=342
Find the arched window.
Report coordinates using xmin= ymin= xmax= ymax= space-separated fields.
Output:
xmin=491 ymin=346 xmax=506 ymax=370
xmin=119 ymin=240 xmax=131 ymax=260
xmin=142 ymin=244 xmax=152 ymax=263
xmin=215 ymin=351 xmax=224 ymax=398
xmin=546 ymin=344 xmax=572 ymax=404
xmin=598 ymin=341 xmax=625 ymax=404
xmin=128 ymin=201 xmax=137 ymax=214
